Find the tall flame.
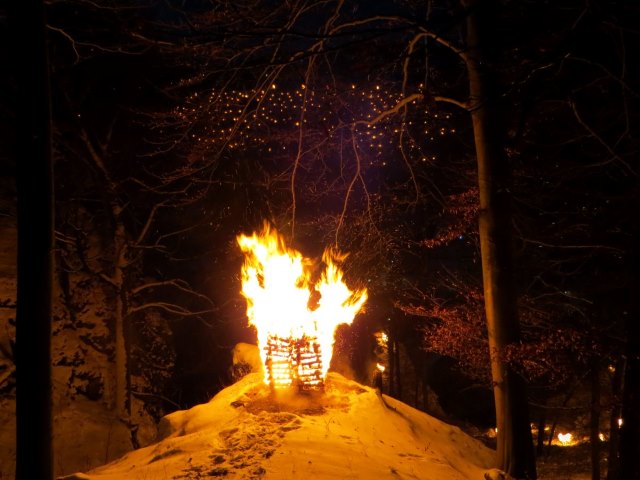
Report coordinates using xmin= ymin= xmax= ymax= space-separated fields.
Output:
xmin=237 ymin=223 xmax=367 ymax=387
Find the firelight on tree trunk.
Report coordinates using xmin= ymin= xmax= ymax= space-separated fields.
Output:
xmin=237 ymin=222 xmax=367 ymax=390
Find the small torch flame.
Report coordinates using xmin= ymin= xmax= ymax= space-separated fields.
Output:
xmin=238 ymin=223 xmax=367 ymax=388
xmin=376 ymin=363 xmax=386 ymax=372
xmin=557 ymin=433 xmax=573 ymax=446
xmin=375 ymin=331 xmax=389 ymax=347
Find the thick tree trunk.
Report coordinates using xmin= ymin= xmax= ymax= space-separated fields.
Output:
xmin=10 ymin=1 xmax=54 ymax=478
xmin=463 ymin=1 xmax=536 ymax=478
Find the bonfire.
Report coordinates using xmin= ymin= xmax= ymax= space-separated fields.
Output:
xmin=237 ymin=223 xmax=367 ymax=390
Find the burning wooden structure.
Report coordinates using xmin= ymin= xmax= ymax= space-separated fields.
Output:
xmin=265 ymin=334 xmax=323 ymax=390
xmin=237 ymin=223 xmax=367 ymax=393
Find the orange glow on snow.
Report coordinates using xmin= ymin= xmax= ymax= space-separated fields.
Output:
xmin=238 ymin=223 xmax=367 ymax=388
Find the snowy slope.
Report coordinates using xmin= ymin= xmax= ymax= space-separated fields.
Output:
xmin=63 ymin=372 xmax=494 ymax=480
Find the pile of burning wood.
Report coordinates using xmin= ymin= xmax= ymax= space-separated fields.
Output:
xmin=265 ymin=334 xmax=323 ymax=390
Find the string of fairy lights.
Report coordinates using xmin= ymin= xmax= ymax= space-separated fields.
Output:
xmin=174 ymin=83 xmax=456 ymax=166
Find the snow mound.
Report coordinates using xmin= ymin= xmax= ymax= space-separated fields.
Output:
xmin=66 ymin=372 xmax=494 ymax=479
xmin=232 ymin=342 xmax=264 ymax=374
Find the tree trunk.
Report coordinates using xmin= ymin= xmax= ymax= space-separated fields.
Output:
xmin=463 ymin=1 xmax=536 ymax=478
xmin=10 ymin=1 xmax=54 ymax=478
xmin=394 ymin=340 xmax=402 ymax=400
xmin=619 ymin=307 xmax=640 ymax=479
xmin=590 ymin=360 xmax=601 ymax=480
xmin=112 ymin=214 xmax=130 ymax=419
xmin=114 ymin=272 xmax=127 ymax=417
xmin=607 ymin=356 xmax=624 ymax=480
xmin=536 ymin=414 xmax=545 ymax=457
xmin=388 ymin=337 xmax=395 ymax=397
xmin=80 ymin=130 xmax=132 ymax=421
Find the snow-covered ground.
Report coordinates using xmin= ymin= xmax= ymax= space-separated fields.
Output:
xmin=63 ymin=372 xmax=495 ymax=480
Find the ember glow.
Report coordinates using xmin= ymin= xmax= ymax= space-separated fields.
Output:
xmin=237 ymin=223 xmax=367 ymax=389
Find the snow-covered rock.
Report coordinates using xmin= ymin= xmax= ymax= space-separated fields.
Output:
xmin=484 ymin=468 xmax=507 ymax=480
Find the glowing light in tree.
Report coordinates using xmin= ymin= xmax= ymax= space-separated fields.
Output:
xmin=238 ymin=223 xmax=367 ymax=389
xmin=174 ymin=84 xmax=452 ymax=164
